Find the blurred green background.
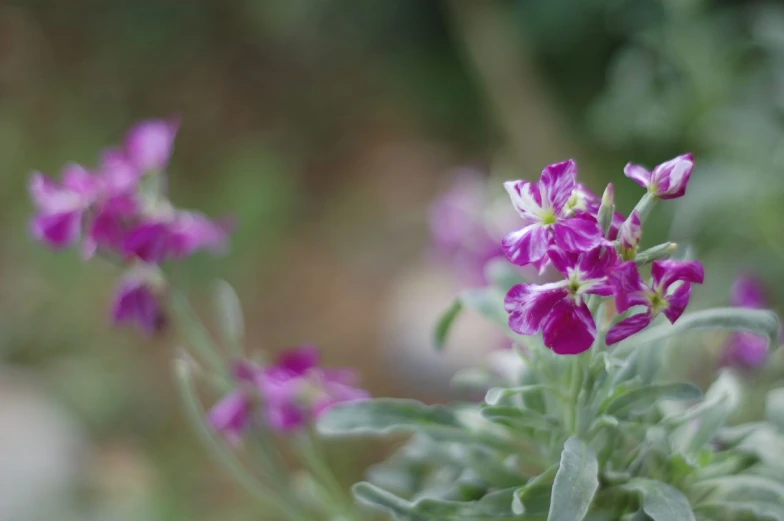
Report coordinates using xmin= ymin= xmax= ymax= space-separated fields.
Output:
xmin=2 ymin=0 xmax=784 ymax=520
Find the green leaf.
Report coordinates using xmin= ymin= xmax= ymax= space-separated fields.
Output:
xmin=317 ymin=398 xmax=461 ymax=437
xmin=214 ymin=280 xmax=244 ymax=358
xmin=696 ymin=501 xmax=784 ymax=521
xmin=413 ymin=488 xmax=519 ymax=519
xmin=459 ymin=287 xmax=510 ymax=328
xmin=602 ymin=382 xmax=701 ymax=417
xmin=481 ymin=406 xmax=558 ymax=431
xmin=485 ymin=385 xmax=553 ymax=406
xmin=463 ymin=449 xmax=527 ymax=488
xmin=695 ymin=475 xmax=784 ymax=504
xmin=547 ymin=437 xmax=599 ymax=521
xmin=667 ymin=371 xmax=740 ymax=453
xmin=766 ymin=388 xmax=784 ymax=431
xmin=630 ymin=307 xmax=780 ymax=351
xmin=621 ymin=479 xmax=695 ymax=521
xmin=434 ymin=299 xmax=463 ymax=351
xmin=353 ymin=482 xmax=419 ymax=520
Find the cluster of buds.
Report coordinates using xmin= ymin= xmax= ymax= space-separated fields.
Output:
xmin=29 ymin=120 xmax=229 ymax=333
xmin=502 ymin=154 xmax=704 ymax=354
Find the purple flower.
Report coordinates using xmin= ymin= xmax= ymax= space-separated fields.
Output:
xmin=123 ymin=211 xmax=229 ymax=263
xmin=566 ymin=183 xmax=625 ymax=239
xmin=503 ymin=160 xmax=603 ymax=271
xmin=111 ymin=271 xmax=165 ymax=334
xmin=428 ymin=172 xmax=506 ymax=284
xmin=505 ymin=245 xmax=618 ymax=354
xmin=123 ymin=119 xmax=179 ymax=173
xmin=208 ymin=361 xmax=259 ymax=444
xmin=624 ymin=154 xmax=694 ymax=200
xmin=618 ymin=211 xmax=642 ymax=260
xmin=606 ymin=260 xmax=704 ymax=345
xmin=261 ymin=345 xmax=370 ymax=432
xmin=29 ymin=165 xmax=99 ymax=249
xmin=721 ymin=275 xmax=771 ymax=369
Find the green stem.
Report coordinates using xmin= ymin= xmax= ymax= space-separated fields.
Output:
xmin=631 ymin=192 xmax=657 ymax=223
xmin=294 ymin=430 xmax=356 ymax=519
xmin=174 ymin=362 xmax=302 ymax=520
xmin=170 ymin=290 xmax=229 ymax=379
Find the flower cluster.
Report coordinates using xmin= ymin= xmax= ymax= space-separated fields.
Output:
xmin=209 ymin=345 xmax=369 ymax=440
xmin=29 ymin=119 xmax=230 ymax=333
xmin=503 ymin=155 xmax=703 ymax=354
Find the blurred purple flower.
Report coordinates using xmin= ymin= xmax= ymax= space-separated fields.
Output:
xmin=261 ymin=345 xmax=370 ymax=432
xmin=123 ymin=211 xmax=230 ymax=263
xmin=428 ymin=171 xmax=505 ymax=284
xmin=208 ymin=361 xmax=259 ymax=444
xmin=111 ymin=271 xmax=165 ymax=334
xmin=624 ymin=153 xmax=694 ymax=200
xmin=123 ymin=119 xmax=179 ymax=174
xmin=721 ymin=275 xmax=772 ymax=369
xmin=29 ymin=165 xmax=99 ymax=249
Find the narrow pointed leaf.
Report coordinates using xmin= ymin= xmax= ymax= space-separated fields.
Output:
xmin=434 ymin=299 xmax=463 ymax=351
xmin=602 ymin=382 xmax=701 ymax=417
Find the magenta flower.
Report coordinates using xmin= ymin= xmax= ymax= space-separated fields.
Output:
xmin=29 ymin=165 xmax=99 ymax=249
xmin=503 ymin=160 xmax=603 ymax=271
xmin=261 ymin=345 xmax=370 ymax=432
xmin=567 ymin=183 xmax=625 ymax=239
xmin=123 ymin=211 xmax=229 ymax=263
xmin=123 ymin=119 xmax=179 ymax=174
xmin=618 ymin=211 xmax=642 ymax=260
xmin=606 ymin=260 xmax=705 ymax=345
xmin=111 ymin=271 xmax=165 ymax=334
xmin=505 ymin=245 xmax=618 ymax=354
xmin=721 ymin=275 xmax=771 ymax=369
xmin=624 ymin=153 xmax=694 ymax=200
xmin=208 ymin=361 xmax=259 ymax=444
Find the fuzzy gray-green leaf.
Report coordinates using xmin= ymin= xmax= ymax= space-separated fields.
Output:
xmin=621 ymin=479 xmax=695 ymax=521
xmin=434 ymin=299 xmax=463 ymax=351
xmin=547 ymin=437 xmax=599 ymax=521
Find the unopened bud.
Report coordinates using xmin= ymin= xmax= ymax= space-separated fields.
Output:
xmin=635 ymin=242 xmax=678 ymax=266
xmin=598 ymin=183 xmax=616 ymax=237
xmin=601 ymin=183 xmax=614 ymax=206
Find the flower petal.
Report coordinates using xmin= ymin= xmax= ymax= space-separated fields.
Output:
xmin=618 ymin=211 xmax=642 ymax=251
xmin=577 ymin=244 xmax=618 ymax=280
xmin=124 ymin=221 xmax=171 ymax=263
xmin=31 ymin=211 xmax=82 ymax=249
xmin=124 ymin=118 xmax=179 ymax=173
xmin=651 ymin=153 xmax=693 ymax=200
xmin=541 ymin=159 xmax=577 ymax=212
xmin=722 ymin=332 xmax=769 ymax=369
xmin=503 ymin=180 xmax=543 ymax=219
xmin=542 ymin=300 xmax=596 ymax=355
xmin=502 ymin=224 xmax=549 ymax=267
xmin=662 ymin=282 xmax=692 ymax=324
xmin=111 ymin=276 xmax=164 ymax=334
xmin=624 ymin=163 xmax=652 ymax=188
xmin=208 ymin=391 xmax=250 ymax=442
xmin=606 ymin=312 xmax=653 ymax=345
xmin=276 ymin=345 xmax=321 ymax=375
xmin=651 ymin=260 xmax=704 ymax=289
xmin=611 ymin=261 xmax=649 ymax=313
xmin=505 ymin=283 xmax=568 ymax=335
xmin=552 ymin=214 xmax=602 ymax=252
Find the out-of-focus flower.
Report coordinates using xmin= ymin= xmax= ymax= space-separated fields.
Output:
xmin=261 ymin=345 xmax=370 ymax=432
xmin=428 ymin=171 xmax=505 ymax=284
xmin=624 ymin=153 xmax=694 ymax=200
xmin=721 ymin=275 xmax=772 ymax=369
xmin=208 ymin=361 xmax=259 ymax=444
xmin=123 ymin=119 xmax=179 ymax=174
xmin=29 ymin=166 xmax=99 ymax=248
xmin=606 ymin=260 xmax=704 ymax=345
xmin=111 ymin=269 xmax=166 ymax=334
xmin=503 ymin=160 xmax=603 ymax=271
xmin=123 ymin=211 xmax=229 ymax=263
xmin=505 ymin=245 xmax=617 ymax=354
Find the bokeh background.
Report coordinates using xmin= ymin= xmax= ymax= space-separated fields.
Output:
xmin=2 ymin=0 xmax=784 ymax=520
